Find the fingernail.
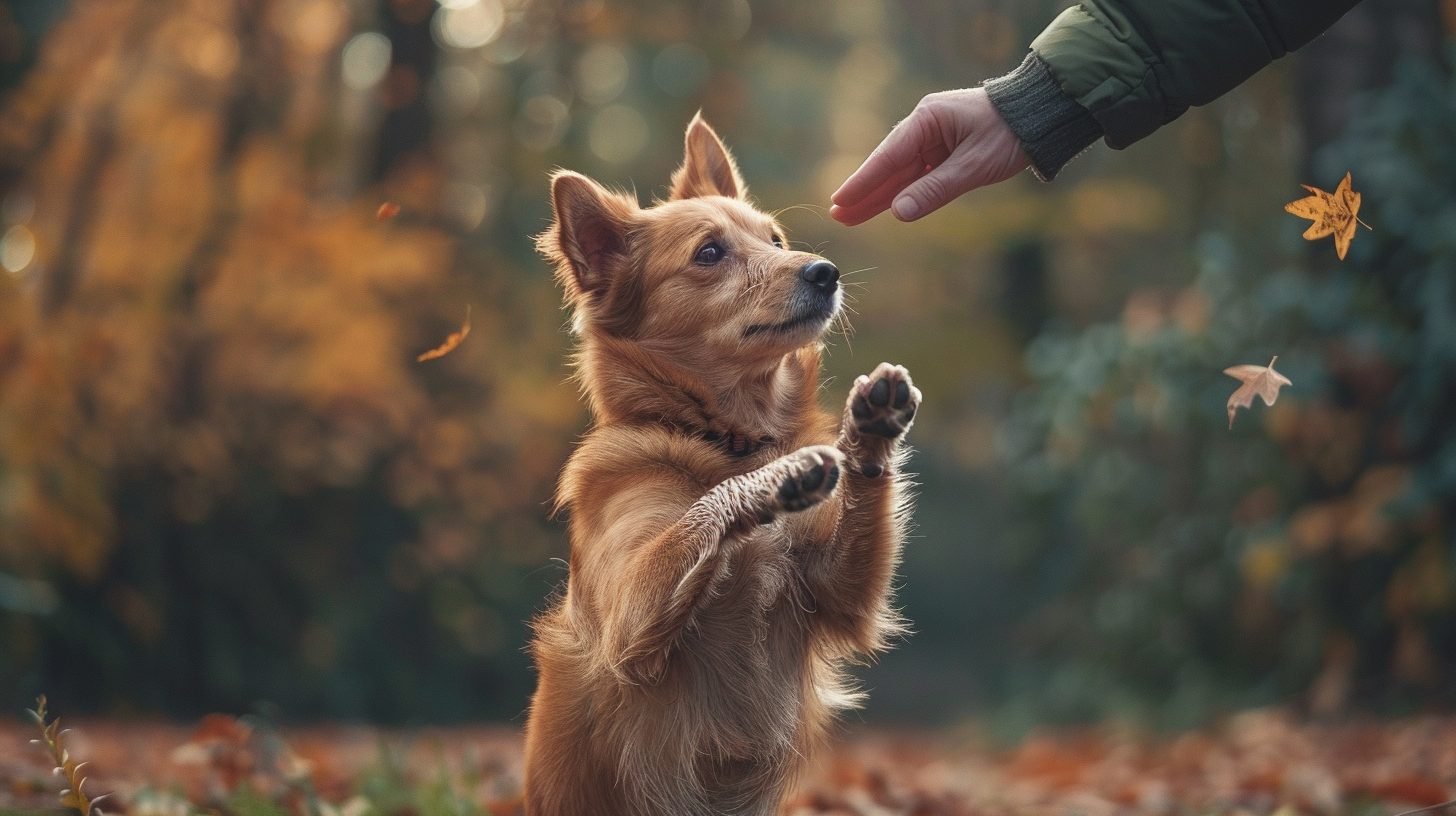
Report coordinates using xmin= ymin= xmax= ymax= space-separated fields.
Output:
xmin=892 ymin=195 xmax=920 ymax=220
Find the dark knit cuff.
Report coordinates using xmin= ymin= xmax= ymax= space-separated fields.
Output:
xmin=983 ymin=51 xmax=1102 ymax=182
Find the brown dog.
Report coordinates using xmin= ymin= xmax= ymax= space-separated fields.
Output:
xmin=524 ymin=115 xmax=920 ymax=816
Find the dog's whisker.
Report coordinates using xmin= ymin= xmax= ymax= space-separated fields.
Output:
xmin=771 ymin=203 xmax=828 ymax=220
xmin=830 ymin=313 xmax=856 ymax=355
xmin=741 ymin=277 xmax=772 ymax=297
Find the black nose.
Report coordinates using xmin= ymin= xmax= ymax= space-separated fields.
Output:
xmin=799 ymin=260 xmax=840 ymax=292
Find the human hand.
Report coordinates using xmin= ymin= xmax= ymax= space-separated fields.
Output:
xmin=829 ymin=88 xmax=1029 ymax=225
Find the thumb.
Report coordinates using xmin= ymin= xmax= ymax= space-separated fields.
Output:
xmin=889 ymin=146 xmax=988 ymax=222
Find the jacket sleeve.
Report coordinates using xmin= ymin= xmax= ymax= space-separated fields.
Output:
xmin=985 ymin=0 xmax=1363 ymax=180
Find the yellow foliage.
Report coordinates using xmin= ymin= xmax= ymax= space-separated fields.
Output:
xmin=0 ymin=0 xmax=579 ymax=582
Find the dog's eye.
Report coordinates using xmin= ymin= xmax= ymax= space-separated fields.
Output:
xmin=695 ymin=242 xmax=725 ymax=265
xmin=771 ymin=233 xmax=784 ymax=248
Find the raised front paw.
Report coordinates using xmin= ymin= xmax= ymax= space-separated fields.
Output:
xmin=849 ymin=363 xmax=920 ymax=440
xmin=777 ymin=445 xmax=844 ymax=512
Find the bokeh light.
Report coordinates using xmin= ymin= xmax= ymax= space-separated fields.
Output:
xmin=180 ymin=23 xmax=239 ymax=80
xmin=575 ymin=44 xmax=629 ymax=106
xmin=481 ymin=20 xmax=529 ymax=64
xmin=515 ymin=93 xmax=569 ymax=151
xmin=588 ymin=104 xmax=649 ymax=164
xmin=442 ymin=180 xmax=490 ymax=230
xmin=0 ymin=224 xmax=35 ymax=275
xmin=277 ymin=0 xmax=346 ymax=55
xmin=432 ymin=0 xmax=504 ymax=50
xmin=700 ymin=0 xmax=752 ymax=41
xmin=341 ymin=31 xmax=392 ymax=90
xmin=433 ymin=64 xmax=482 ymax=112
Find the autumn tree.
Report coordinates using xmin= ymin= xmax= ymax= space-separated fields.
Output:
xmin=0 ymin=0 xmax=577 ymax=718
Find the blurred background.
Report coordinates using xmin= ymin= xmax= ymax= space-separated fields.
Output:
xmin=0 ymin=0 xmax=1453 ymax=735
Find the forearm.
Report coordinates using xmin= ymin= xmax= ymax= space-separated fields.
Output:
xmin=608 ymin=507 xmax=728 ymax=685
xmin=795 ymin=366 xmax=918 ymax=653
xmin=797 ymin=454 xmax=908 ymax=654
xmin=985 ymin=0 xmax=1364 ymax=180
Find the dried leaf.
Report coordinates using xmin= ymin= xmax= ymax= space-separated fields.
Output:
xmin=417 ymin=306 xmax=471 ymax=362
xmin=1284 ymin=171 xmax=1369 ymax=260
xmin=1225 ymin=356 xmax=1292 ymax=429
xmin=376 ymin=201 xmax=401 ymax=221
xmin=1355 ymin=777 xmax=1453 ymax=808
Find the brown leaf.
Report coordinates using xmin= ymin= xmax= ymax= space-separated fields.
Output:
xmin=417 ymin=306 xmax=471 ymax=362
xmin=1348 ymin=775 xmax=1451 ymax=807
xmin=1284 ymin=171 xmax=1368 ymax=260
xmin=375 ymin=201 xmax=401 ymax=221
xmin=1225 ymin=356 xmax=1292 ymax=429
xmin=190 ymin=713 xmax=251 ymax=744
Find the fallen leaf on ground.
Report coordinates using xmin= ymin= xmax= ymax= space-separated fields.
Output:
xmin=376 ymin=202 xmax=401 ymax=221
xmin=1284 ymin=171 xmax=1369 ymax=260
xmin=6 ymin=711 xmax=1456 ymax=816
xmin=1225 ymin=356 xmax=1292 ymax=429
xmin=417 ymin=306 xmax=471 ymax=362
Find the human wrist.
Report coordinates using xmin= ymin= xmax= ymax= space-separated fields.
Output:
xmin=983 ymin=51 xmax=1102 ymax=181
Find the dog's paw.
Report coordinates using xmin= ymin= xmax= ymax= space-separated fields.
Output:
xmin=848 ymin=363 xmax=920 ymax=440
xmin=776 ymin=445 xmax=844 ymax=513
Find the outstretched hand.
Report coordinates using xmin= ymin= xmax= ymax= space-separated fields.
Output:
xmin=829 ymin=88 xmax=1029 ymax=226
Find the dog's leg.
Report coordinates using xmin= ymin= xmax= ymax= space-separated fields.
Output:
xmin=799 ymin=362 xmax=920 ymax=653
xmin=610 ymin=445 xmax=844 ymax=685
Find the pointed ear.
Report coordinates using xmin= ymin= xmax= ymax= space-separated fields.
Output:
xmin=538 ymin=170 xmax=633 ymax=301
xmin=669 ymin=113 xmax=746 ymax=200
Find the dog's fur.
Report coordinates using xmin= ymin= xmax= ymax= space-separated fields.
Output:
xmin=523 ymin=115 xmax=919 ymax=816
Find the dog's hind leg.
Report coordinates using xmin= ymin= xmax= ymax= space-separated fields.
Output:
xmin=608 ymin=445 xmax=844 ymax=685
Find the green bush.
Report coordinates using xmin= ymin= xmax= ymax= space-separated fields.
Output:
xmin=993 ymin=53 xmax=1456 ymax=727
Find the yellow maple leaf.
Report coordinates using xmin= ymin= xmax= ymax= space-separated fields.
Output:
xmin=1284 ymin=171 xmax=1370 ymax=260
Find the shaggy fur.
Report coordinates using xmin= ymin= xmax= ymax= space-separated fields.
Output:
xmin=523 ymin=115 xmax=920 ymax=816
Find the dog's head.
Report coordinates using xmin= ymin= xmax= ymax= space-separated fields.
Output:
xmin=539 ymin=115 xmax=841 ymax=367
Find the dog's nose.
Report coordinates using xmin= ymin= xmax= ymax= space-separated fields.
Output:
xmin=799 ymin=260 xmax=840 ymax=292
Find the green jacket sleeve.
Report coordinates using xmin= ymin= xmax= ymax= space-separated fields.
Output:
xmin=985 ymin=0 xmax=1363 ymax=180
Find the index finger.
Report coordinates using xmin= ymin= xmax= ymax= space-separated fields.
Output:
xmin=830 ymin=159 xmax=929 ymax=225
xmin=830 ymin=110 xmax=929 ymax=207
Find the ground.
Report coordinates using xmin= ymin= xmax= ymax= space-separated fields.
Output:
xmin=1 ymin=710 xmax=1454 ymax=815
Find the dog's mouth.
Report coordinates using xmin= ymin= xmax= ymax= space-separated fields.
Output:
xmin=743 ymin=291 xmax=840 ymax=339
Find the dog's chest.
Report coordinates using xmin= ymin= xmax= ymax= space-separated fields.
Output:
xmin=674 ymin=528 xmax=811 ymax=749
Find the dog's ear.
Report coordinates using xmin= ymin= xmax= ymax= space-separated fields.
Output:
xmin=669 ymin=113 xmax=746 ymax=200
xmin=539 ymin=170 xmax=634 ymax=302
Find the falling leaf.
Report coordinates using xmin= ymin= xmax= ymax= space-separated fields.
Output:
xmin=417 ymin=306 xmax=471 ymax=362
xmin=1284 ymin=171 xmax=1370 ymax=260
xmin=376 ymin=201 xmax=401 ymax=221
xmin=1225 ymin=356 xmax=1292 ymax=429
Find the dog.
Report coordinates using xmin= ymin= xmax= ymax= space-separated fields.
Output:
xmin=523 ymin=114 xmax=920 ymax=816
